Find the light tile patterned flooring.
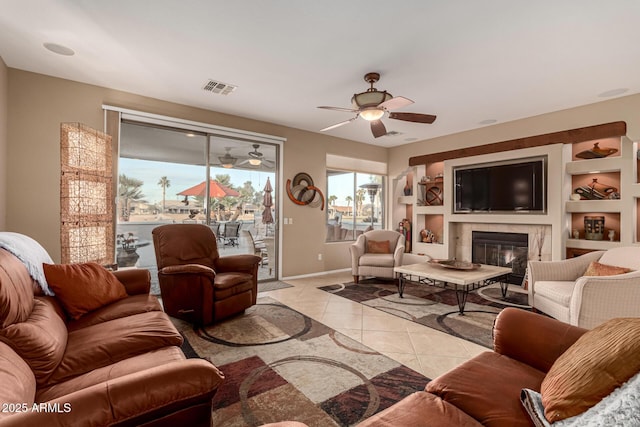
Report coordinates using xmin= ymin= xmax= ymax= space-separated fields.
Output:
xmin=260 ymin=271 xmax=488 ymax=380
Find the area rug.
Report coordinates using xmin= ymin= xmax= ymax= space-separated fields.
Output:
xmin=318 ymin=278 xmax=530 ymax=349
xmin=258 ymin=280 xmax=294 ymax=293
xmin=172 ymin=297 xmax=429 ymax=427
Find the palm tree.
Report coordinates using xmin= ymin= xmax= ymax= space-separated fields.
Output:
xmin=157 ymin=176 xmax=170 ymax=214
xmin=118 ymin=174 xmax=146 ymax=221
xmin=328 ymin=195 xmax=337 ymax=206
xmin=345 ymin=195 xmax=353 ymax=216
xmin=355 ymin=189 xmax=366 ymax=217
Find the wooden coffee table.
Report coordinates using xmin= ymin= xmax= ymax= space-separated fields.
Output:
xmin=394 ymin=262 xmax=512 ymax=315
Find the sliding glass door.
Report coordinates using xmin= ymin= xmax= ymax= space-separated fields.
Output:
xmin=116 ymin=121 xmax=279 ymax=293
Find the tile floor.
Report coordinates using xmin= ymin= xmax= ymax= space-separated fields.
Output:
xmin=260 ymin=271 xmax=488 ymax=380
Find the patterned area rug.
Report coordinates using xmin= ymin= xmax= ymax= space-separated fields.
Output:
xmin=172 ymin=297 xmax=429 ymax=426
xmin=258 ymin=280 xmax=294 ymax=293
xmin=319 ymin=278 xmax=530 ymax=348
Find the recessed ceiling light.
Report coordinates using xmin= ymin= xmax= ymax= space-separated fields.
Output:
xmin=479 ymin=119 xmax=497 ymax=125
xmin=43 ymin=43 xmax=75 ymax=56
xmin=597 ymin=88 xmax=628 ymax=98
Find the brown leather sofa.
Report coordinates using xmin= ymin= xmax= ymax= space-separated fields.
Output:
xmin=356 ymin=308 xmax=587 ymax=427
xmin=0 ymin=248 xmax=224 ymax=427
xmin=152 ymin=223 xmax=261 ymax=326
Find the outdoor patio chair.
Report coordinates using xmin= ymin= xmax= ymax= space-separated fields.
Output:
xmin=222 ymin=221 xmax=241 ymax=246
xmin=152 ymin=223 xmax=261 ymax=325
xmin=209 ymin=222 xmax=220 ymax=240
xmin=247 ymin=230 xmax=268 ymax=267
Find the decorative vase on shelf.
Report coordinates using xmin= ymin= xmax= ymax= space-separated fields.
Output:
xmin=403 ymin=180 xmax=412 ymax=196
xmin=608 ymin=230 xmax=616 ymax=242
xmin=584 ymin=216 xmax=604 ymax=240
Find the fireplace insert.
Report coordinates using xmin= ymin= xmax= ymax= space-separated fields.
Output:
xmin=472 ymin=231 xmax=528 ymax=285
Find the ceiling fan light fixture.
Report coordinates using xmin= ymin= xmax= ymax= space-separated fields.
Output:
xmin=359 ymin=107 xmax=385 ymax=121
xmin=218 ymin=152 xmax=237 ymax=168
xmin=351 ymin=90 xmax=392 ymax=109
xmin=249 ymin=158 xmax=262 ymax=166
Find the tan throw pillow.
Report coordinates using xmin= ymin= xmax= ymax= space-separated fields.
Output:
xmin=43 ymin=263 xmax=128 ymax=320
xmin=540 ymin=317 xmax=640 ymax=422
xmin=583 ymin=261 xmax=632 ymax=276
xmin=367 ymin=239 xmax=391 ymax=254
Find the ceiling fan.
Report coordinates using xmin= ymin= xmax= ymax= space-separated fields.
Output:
xmin=318 ymin=72 xmax=437 ymax=138
xmin=217 ymin=147 xmax=237 ymax=169
xmin=238 ymin=144 xmax=275 ymax=168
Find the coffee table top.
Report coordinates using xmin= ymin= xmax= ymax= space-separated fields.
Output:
xmin=394 ymin=262 xmax=511 ymax=286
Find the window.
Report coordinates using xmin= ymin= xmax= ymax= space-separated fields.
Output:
xmin=115 ymin=120 xmax=279 ymax=284
xmin=326 ymin=170 xmax=385 ymax=242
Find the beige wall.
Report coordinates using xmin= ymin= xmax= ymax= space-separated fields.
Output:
xmin=5 ymin=66 xmax=638 ymax=276
xmin=5 ymin=69 xmax=387 ymax=276
xmin=0 ymin=57 xmax=7 ymax=230
xmin=388 ymin=94 xmax=640 ymax=179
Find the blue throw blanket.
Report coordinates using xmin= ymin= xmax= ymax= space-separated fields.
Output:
xmin=0 ymin=232 xmax=54 ymax=295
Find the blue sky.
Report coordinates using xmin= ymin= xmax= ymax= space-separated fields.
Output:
xmin=119 ymin=158 xmax=275 ymax=205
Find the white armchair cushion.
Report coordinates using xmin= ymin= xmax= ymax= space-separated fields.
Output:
xmin=359 ymin=253 xmax=396 ymax=268
xmin=534 ymin=281 xmax=575 ymax=306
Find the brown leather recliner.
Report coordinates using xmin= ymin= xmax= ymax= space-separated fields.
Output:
xmin=152 ymin=223 xmax=261 ymax=326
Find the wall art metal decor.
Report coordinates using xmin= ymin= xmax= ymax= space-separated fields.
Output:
xmin=286 ymin=172 xmax=325 ymax=210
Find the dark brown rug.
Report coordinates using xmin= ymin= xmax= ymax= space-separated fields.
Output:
xmin=318 ymin=278 xmax=530 ymax=349
xmin=172 ymin=297 xmax=429 ymax=426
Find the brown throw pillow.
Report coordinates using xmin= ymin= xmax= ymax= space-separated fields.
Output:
xmin=540 ymin=317 xmax=640 ymax=422
xmin=43 ymin=263 xmax=128 ymax=320
xmin=583 ymin=261 xmax=632 ymax=276
xmin=367 ymin=239 xmax=391 ymax=254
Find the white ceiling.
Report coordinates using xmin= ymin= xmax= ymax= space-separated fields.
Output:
xmin=2 ymin=1 xmax=640 ymax=147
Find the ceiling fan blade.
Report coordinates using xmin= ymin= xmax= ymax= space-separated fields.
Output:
xmin=378 ymin=96 xmax=414 ymax=111
xmin=388 ymin=112 xmax=437 ymax=124
xmin=320 ymin=116 xmax=358 ymax=132
xmin=370 ymin=120 xmax=387 ymax=138
xmin=317 ymin=106 xmax=359 ymax=113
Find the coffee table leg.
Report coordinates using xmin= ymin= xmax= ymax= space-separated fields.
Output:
xmin=455 ymin=288 xmax=468 ymax=315
xmin=500 ymin=279 xmax=509 ymax=298
xmin=397 ymin=273 xmax=405 ymax=298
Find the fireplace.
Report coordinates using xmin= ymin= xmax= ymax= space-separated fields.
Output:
xmin=472 ymin=231 xmax=528 ymax=285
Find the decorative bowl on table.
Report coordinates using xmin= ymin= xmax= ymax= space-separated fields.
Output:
xmin=428 ymin=259 xmax=481 ymax=270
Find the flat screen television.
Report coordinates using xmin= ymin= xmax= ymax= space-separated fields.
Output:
xmin=453 ymin=157 xmax=546 ymax=213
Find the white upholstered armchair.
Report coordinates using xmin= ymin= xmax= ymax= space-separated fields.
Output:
xmin=350 ymin=229 xmax=405 ymax=283
xmin=527 ymin=246 xmax=640 ymax=329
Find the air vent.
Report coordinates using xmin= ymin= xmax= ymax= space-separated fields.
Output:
xmin=202 ymin=79 xmax=237 ymax=96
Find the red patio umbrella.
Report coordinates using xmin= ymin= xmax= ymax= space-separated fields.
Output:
xmin=177 ymin=179 xmax=240 ymax=198
xmin=262 ymin=177 xmax=274 ymax=224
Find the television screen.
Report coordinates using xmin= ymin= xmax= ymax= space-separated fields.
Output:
xmin=454 ymin=157 xmax=546 ymax=213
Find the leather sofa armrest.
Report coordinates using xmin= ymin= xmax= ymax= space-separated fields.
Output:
xmin=215 ymin=254 xmax=261 ymax=274
xmin=160 ymin=264 xmax=216 ymax=279
xmin=492 ymin=307 xmax=587 ymax=373
xmin=113 ymin=268 xmax=151 ymax=295
xmin=0 ymin=359 xmax=224 ymax=427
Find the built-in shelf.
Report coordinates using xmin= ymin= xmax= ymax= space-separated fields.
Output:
xmin=566 ymin=238 xmax=620 ymax=250
xmin=415 ymin=205 xmax=445 ymax=215
xmin=565 ymin=199 xmax=622 ymax=213
xmin=398 ymin=195 xmax=413 ymax=204
xmin=565 ymin=156 xmax=623 ymax=175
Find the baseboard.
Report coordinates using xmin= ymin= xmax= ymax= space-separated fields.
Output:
xmin=281 ymin=267 xmax=350 ymax=281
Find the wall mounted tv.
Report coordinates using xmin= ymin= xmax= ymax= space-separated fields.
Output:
xmin=454 ymin=156 xmax=546 ymax=214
